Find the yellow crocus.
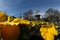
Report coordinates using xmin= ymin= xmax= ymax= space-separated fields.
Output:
xmin=40 ymin=24 xmax=58 ymax=40
xmin=0 ymin=12 xmax=6 ymax=22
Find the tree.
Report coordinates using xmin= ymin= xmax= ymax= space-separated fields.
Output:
xmin=23 ymin=10 xmax=35 ymax=21
xmin=34 ymin=9 xmax=41 ymax=20
xmin=44 ymin=8 xmax=60 ymax=24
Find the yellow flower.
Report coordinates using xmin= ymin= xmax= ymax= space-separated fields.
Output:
xmin=41 ymin=22 xmax=43 ymax=24
xmin=12 ymin=18 xmax=30 ymax=24
xmin=12 ymin=18 xmax=21 ymax=22
xmin=31 ymin=21 xmax=35 ymax=27
xmin=50 ymin=23 xmax=55 ymax=27
xmin=41 ymin=21 xmax=46 ymax=25
xmin=0 ymin=12 xmax=6 ymax=22
xmin=22 ymin=20 xmax=30 ymax=24
xmin=40 ymin=23 xmax=58 ymax=40
xmin=55 ymin=26 xmax=59 ymax=28
xmin=46 ymin=22 xmax=49 ymax=25
xmin=8 ymin=16 xmax=11 ymax=22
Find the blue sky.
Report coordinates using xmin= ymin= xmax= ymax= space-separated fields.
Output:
xmin=0 ymin=0 xmax=60 ymax=17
